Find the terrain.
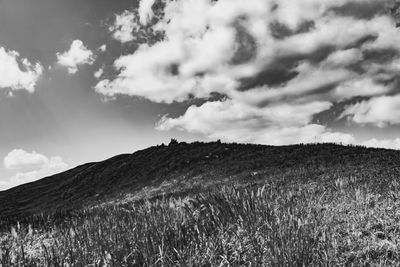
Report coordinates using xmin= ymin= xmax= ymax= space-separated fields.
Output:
xmin=1 ymin=141 xmax=400 ymax=265
xmin=1 ymin=140 xmax=399 ymax=218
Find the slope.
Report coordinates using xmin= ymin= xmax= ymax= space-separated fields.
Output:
xmin=1 ymin=141 xmax=400 ymax=218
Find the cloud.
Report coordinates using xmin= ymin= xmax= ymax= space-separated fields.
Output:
xmin=2 ymin=149 xmax=68 ymax=191
xmin=332 ymin=77 xmax=391 ymax=100
xmin=98 ymin=44 xmax=107 ymax=52
xmin=109 ymin=11 xmax=139 ymax=43
xmin=94 ymin=68 xmax=104 ymax=79
xmin=4 ymin=149 xmax=48 ymax=170
xmin=98 ymin=0 xmax=400 ymax=146
xmin=157 ymin=99 xmax=355 ymax=145
xmin=98 ymin=0 xmax=398 ymax=103
xmin=138 ymin=0 xmax=157 ymax=25
xmin=362 ymin=138 xmax=400 ymax=150
xmin=57 ymin=40 xmax=95 ymax=74
xmin=324 ymin=48 xmax=363 ymax=67
xmin=341 ymin=94 xmax=400 ymax=127
xmin=0 ymin=47 xmax=43 ymax=92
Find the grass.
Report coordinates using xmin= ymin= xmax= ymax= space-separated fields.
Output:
xmin=2 ymin=168 xmax=400 ymax=266
xmin=3 ymin=142 xmax=400 ymax=218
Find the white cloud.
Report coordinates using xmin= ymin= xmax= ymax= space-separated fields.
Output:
xmin=96 ymin=0 xmax=271 ymax=102
xmin=0 ymin=47 xmax=43 ymax=92
xmin=324 ymin=49 xmax=363 ymax=67
xmin=362 ymin=138 xmax=400 ymax=150
xmin=2 ymin=149 xmax=68 ymax=191
xmin=138 ymin=0 xmax=157 ymax=25
xmin=362 ymin=15 xmax=400 ymax=51
xmin=157 ymin=99 xmax=354 ymax=145
xmin=332 ymin=77 xmax=391 ymax=100
xmin=4 ymin=149 xmax=48 ymax=170
xmin=57 ymin=40 xmax=95 ymax=74
xmin=98 ymin=44 xmax=107 ymax=52
xmin=98 ymin=0 xmax=398 ymax=104
xmin=98 ymin=0 xmax=400 ymax=146
xmin=276 ymin=16 xmax=378 ymax=56
xmin=109 ymin=11 xmax=139 ymax=43
xmin=94 ymin=68 xmax=104 ymax=79
xmin=342 ymin=95 xmax=400 ymax=127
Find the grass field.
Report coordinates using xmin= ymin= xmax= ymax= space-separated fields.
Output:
xmin=2 ymin=160 xmax=400 ymax=266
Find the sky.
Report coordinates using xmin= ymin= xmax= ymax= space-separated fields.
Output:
xmin=1 ymin=0 xmax=400 ymax=190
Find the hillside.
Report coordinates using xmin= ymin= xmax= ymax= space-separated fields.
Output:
xmin=1 ymin=141 xmax=400 ymax=218
xmin=3 ymin=141 xmax=400 ymax=265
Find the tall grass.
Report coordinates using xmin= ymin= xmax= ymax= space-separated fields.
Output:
xmin=2 ymin=173 xmax=400 ymax=266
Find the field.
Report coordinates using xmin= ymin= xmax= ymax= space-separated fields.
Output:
xmin=1 ymin=143 xmax=400 ymax=266
xmin=2 ymin=169 xmax=400 ymax=265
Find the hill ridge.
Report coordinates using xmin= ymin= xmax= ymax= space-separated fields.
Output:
xmin=1 ymin=141 xmax=399 ymax=218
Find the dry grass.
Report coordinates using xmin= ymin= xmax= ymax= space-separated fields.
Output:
xmin=2 ymin=171 xmax=400 ymax=266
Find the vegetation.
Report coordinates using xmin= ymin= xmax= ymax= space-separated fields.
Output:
xmin=2 ymin=141 xmax=400 ymax=217
xmin=1 ymin=142 xmax=400 ymax=265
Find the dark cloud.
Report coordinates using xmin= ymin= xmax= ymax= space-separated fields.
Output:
xmin=363 ymin=48 xmax=399 ymax=64
xmin=257 ymin=82 xmax=340 ymax=108
xmin=238 ymin=65 xmax=299 ymax=91
xmin=330 ymin=1 xmax=387 ymax=19
xmin=237 ymin=45 xmax=338 ymax=92
xmin=270 ymin=21 xmax=315 ymax=40
xmin=230 ymin=22 xmax=257 ymax=65
xmin=345 ymin=35 xmax=378 ymax=50
xmin=312 ymin=96 xmax=367 ymax=126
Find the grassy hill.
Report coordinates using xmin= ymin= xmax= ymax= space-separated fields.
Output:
xmin=1 ymin=141 xmax=400 ymax=265
xmin=1 ymin=141 xmax=399 ymax=218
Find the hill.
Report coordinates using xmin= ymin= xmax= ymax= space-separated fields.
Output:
xmin=1 ymin=141 xmax=400 ymax=218
xmin=2 ymin=141 xmax=400 ymax=265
